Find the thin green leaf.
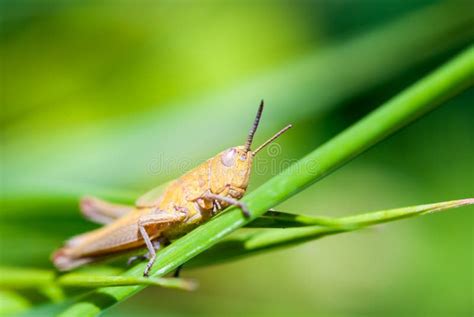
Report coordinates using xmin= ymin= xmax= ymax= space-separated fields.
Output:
xmin=0 ymin=267 xmax=55 ymax=288
xmin=190 ymin=198 xmax=474 ymax=267
xmin=57 ymin=273 xmax=197 ymax=291
xmin=248 ymin=198 xmax=474 ymax=228
xmin=58 ymin=44 xmax=474 ymax=316
xmin=0 ymin=266 xmax=195 ymax=305
xmin=333 ymin=198 xmax=474 ymax=226
xmin=248 ymin=198 xmax=474 ymax=250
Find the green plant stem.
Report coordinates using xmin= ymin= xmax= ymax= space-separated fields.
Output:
xmin=188 ymin=198 xmax=473 ymax=267
xmin=0 ymin=267 xmax=55 ymax=288
xmin=248 ymin=198 xmax=474 ymax=251
xmin=247 ymin=197 xmax=474 ymax=228
xmin=57 ymin=274 xmax=197 ymax=291
xmin=59 ymin=46 xmax=473 ymax=316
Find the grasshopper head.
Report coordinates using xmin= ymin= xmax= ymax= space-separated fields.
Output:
xmin=210 ymin=100 xmax=292 ymax=195
xmin=209 ymin=146 xmax=253 ymax=196
xmin=215 ymin=145 xmax=254 ymax=191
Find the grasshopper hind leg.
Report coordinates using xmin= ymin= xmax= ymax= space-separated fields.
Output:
xmin=80 ymin=196 xmax=133 ymax=224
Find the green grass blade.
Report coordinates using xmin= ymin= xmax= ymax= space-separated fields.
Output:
xmin=57 ymin=273 xmax=197 ymax=291
xmin=190 ymin=198 xmax=473 ymax=267
xmin=57 ymin=45 xmax=474 ymax=316
xmin=336 ymin=198 xmax=474 ymax=226
xmin=0 ymin=267 xmax=196 ymax=291
xmin=247 ymin=198 xmax=474 ymax=228
xmin=248 ymin=198 xmax=474 ymax=250
xmin=0 ymin=267 xmax=55 ymax=288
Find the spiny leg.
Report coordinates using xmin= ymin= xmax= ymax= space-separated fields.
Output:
xmin=204 ymin=193 xmax=250 ymax=218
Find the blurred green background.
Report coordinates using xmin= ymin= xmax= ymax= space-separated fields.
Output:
xmin=1 ymin=1 xmax=473 ymax=316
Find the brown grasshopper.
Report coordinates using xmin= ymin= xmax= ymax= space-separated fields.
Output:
xmin=52 ymin=100 xmax=292 ymax=276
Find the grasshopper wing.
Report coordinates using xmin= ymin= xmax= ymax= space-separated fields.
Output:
xmin=135 ymin=180 xmax=172 ymax=208
xmin=52 ymin=208 xmax=184 ymax=271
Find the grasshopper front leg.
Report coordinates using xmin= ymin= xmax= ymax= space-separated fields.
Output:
xmin=204 ymin=192 xmax=251 ymax=217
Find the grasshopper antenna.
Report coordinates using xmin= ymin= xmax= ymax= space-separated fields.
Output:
xmin=252 ymin=124 xmax=292 ymax=155
xmin=244 ymin=100 xmax=264 ymax=153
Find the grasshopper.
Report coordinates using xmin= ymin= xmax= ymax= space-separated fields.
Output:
xmin=52 ymin=100 xmax=292 ymax=276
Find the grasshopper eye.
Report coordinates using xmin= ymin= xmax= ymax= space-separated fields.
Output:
xmin=221 ymin=148 xmax=236 ymax=167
